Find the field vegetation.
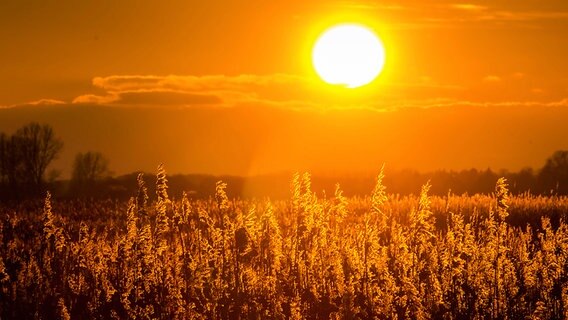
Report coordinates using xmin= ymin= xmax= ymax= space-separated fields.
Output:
xmin=1 ymin=165 xmax=567 ymax=319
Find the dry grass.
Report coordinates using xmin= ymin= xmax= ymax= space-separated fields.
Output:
xmin=0 ymin=167 xmax=567 ymax=319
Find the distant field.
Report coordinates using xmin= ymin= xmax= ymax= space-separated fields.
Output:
xmin=1 ymin=169 xmax=567 ymax=319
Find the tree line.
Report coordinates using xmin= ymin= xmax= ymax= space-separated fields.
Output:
xmin=0 ymin=123 xmax=109 ymax=200
xmin=1 ymin=123 xmax=568 ymax=200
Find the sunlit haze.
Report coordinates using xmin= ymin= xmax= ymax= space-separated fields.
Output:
xmin=1 ymin=0 xmax=568 ymax=177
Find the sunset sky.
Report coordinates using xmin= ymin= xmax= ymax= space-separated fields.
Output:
xmin=1 ymin=0 xmax=568 ymax=177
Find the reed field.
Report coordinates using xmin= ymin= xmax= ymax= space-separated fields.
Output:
xmin=1 ymin=165 xmax=567 ymax=319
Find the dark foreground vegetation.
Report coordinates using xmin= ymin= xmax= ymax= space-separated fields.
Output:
xmin=1 ymin=166 xmax=567 ymax=319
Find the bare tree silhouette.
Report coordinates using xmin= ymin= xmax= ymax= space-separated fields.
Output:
xmin=0 ymin=123 xmax=63 ymax=198
xmin=70 ymin=151 xmax=110 ymax=196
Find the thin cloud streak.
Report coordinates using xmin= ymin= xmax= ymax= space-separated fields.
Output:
xmin=8 ymin=99 xmax=67 ymax=108
xmin=84 ymin=73 xmax=470 ymax=109
xmin=92 ymin=74 xmax=307 ymax=92
xmin=6 ymin=72 xmax=568 ymax=113
xmin=380 ymin=2 xmax=568 ymax=29
xmin=484 ymin=75 xmax=502 ymax=82
xmin=385 ymin=98 xmax=568 ymax=110
xmin=450 ymin=4 xmax=488 ymax=11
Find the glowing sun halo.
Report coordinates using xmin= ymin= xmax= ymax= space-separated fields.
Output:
xmin=312 ymin=24 xmax=386 ymax=88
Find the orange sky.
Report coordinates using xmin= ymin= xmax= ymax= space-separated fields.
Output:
xmin=1 ymin=0 xmax=568 ymax=177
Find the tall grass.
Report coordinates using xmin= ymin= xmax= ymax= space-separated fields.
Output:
xmin=0 ymin=166 xmax=567 ymax=319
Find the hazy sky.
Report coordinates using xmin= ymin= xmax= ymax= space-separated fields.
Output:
xmin=1 ymin=0 xmax=568 ymax=177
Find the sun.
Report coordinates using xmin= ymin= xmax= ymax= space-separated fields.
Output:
xmin=312 ymin=24 xmax=386 ymax=88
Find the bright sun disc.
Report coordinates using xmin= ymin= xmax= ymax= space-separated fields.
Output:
xmin=312 ymin=24 xmax=386 ymax=88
